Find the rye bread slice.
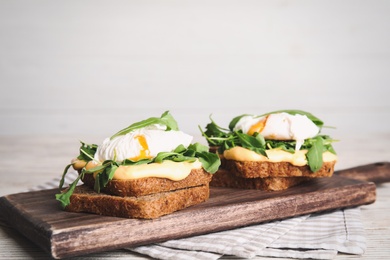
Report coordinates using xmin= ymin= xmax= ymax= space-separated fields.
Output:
xmin=81 ymin=168 xmax=212 ymax=197
xmin=210 ymin=169 xmax=308 ymax=191
xmin=223 ymin=159 xmax=336 ymax=178
xmin=65 ymin=184 xmax=210 ymax=219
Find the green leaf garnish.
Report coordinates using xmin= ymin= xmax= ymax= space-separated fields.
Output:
xmin=92 ymin=161 xmax=119 ymax=193
xmin=110 ymin=111 xmax=178 ymax=140
xmin=59 ymin=163 xmax=72 ymax=189
xmin=55 ymin=171 xmax=84 ymax=208
xmin=196 ymin=151 xmax=221 ymax=174
xmin=77 ymin=142 xmax=98 ymax=162
xmin=306 ymin=136 xmax=324 ymax=172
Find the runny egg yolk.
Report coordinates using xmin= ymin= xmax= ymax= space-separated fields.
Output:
xmin=248 ymin=115 xmax=269 ymax=136
xmin=128 ymin=135 xmax=152 ymax=161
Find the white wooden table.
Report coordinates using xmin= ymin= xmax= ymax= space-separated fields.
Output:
xmin=0 ymin=134 xmax=389 ymax=259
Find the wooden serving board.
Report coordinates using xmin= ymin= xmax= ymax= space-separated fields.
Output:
xmin=1 ymin=162 xmax=389 ymax=259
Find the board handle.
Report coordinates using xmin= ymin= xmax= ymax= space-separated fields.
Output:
xmin=335 ymin=161 xmax=390 ymax=184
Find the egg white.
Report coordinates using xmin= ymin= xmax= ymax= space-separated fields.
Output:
xmin=94 ymin=124 xmax=193 ymax=163
xmin=234 ymin=112 xmax=319 ymax=150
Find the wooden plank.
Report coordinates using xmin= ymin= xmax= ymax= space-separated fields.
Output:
xmin=0 ymin=175 xmax=376 ymax=259
xmin=335 ymin=161 xmax=390 ymax=184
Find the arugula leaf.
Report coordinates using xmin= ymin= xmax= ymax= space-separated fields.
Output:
xmin=77 ymin=142 xmax=98 ymax=162
xmin=56 ymin=142 xmax=97 ymax=208
xmin=200 ymin=116 xmax=231 ymax=147
xmin=202 ymin=125 xmax=227 ymax=150
xmin=154 ymin=152 xmax=188 ymax=163
xmin=110 ymin=111 xmax=178 ymax=140
xmin=266 ymin=139 xmax=296 ymax=153
xmin=122 ymin=158 xmax=153 ymax=165
xmin=235 ymin=131 xmax=267 ymax=156
xmin=55 ymin=171 xmax=84 ymax=208
xmin=197 ymin=152 xmax=220 ymax=174
xmin=59 ymin=163 xmax=72 ymax=189
xmin=93 ymin=171 xmax=102 ymax=192
xmin=187 ymin=143 xmax=221 ymax=173
xmin=306 ymin=136 xmax=324 ymax=172
xmin=187 ymin=142 xmax=208 ymax=153
xmin=93 ymin=161 xmax=118 ymax=193
xmin=153 ymin=143 xmax=220 ymax=171
xmin=254 ymin=132 xmax=266 ymax=147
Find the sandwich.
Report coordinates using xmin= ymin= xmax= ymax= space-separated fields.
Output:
xmin=56 ymin=111 xmax=220 ymax=219
xmin=200 ymin=109 xmax=338 ymax=191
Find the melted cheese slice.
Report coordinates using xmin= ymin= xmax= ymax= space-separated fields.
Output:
xmin=223 ymin=146 xmax=337 ymax=166
xmin=71 ymin=159 xmax=202 ymax=181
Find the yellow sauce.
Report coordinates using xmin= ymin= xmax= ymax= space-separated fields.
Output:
xmin=223 ymin=146 xmax=337 ymax=166
xmin=71 ymin=159 xmax=202 ymax=181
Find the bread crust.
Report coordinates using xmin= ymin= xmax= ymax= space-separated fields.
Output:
xmin=66 ymin=184 xmax=210 ymax=219
xmin=222 ymin=158 xmax=336 ymax=178
xmin=81 ymin=168 xmax=212 ymax=197
xmin=209 ymin=147 xmax=336 ymax=191
xmin=210 ymin=169 xmax=308 ymax=191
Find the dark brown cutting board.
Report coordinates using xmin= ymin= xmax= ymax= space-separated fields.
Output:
xmin=1 ymin=162 xmax=389 ymax=259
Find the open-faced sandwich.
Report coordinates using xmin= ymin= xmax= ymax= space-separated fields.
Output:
xmin=56 ymin=111 xmax=220 ymax=219
xmin=200 ymin=110 xmax=338 ymax=191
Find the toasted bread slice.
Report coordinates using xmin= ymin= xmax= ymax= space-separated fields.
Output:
xmin=81 ymin=168 xmax=212 ymax=197
xmin=65 ymin=184 xmax=210 ymax=219
xmin=222 ymin=159 xmax=336 ymax=178
xmin=210 ymin=169 xmax=308 ymax=191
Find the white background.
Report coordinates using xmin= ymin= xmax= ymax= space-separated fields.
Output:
xmin=1 ymin=1 xmax=389 ymax=151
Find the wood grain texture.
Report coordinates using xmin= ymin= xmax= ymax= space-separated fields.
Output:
xmin=0 ymin=176 xmax=375 ymax=259
xmin=335 ymin=162 xmax=390 ymax=184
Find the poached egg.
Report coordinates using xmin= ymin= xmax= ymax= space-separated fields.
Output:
xmin=233 ymin=112 xmax=319 ymax=150
xmin=94 ymin=124 xmax=193 ymax=163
